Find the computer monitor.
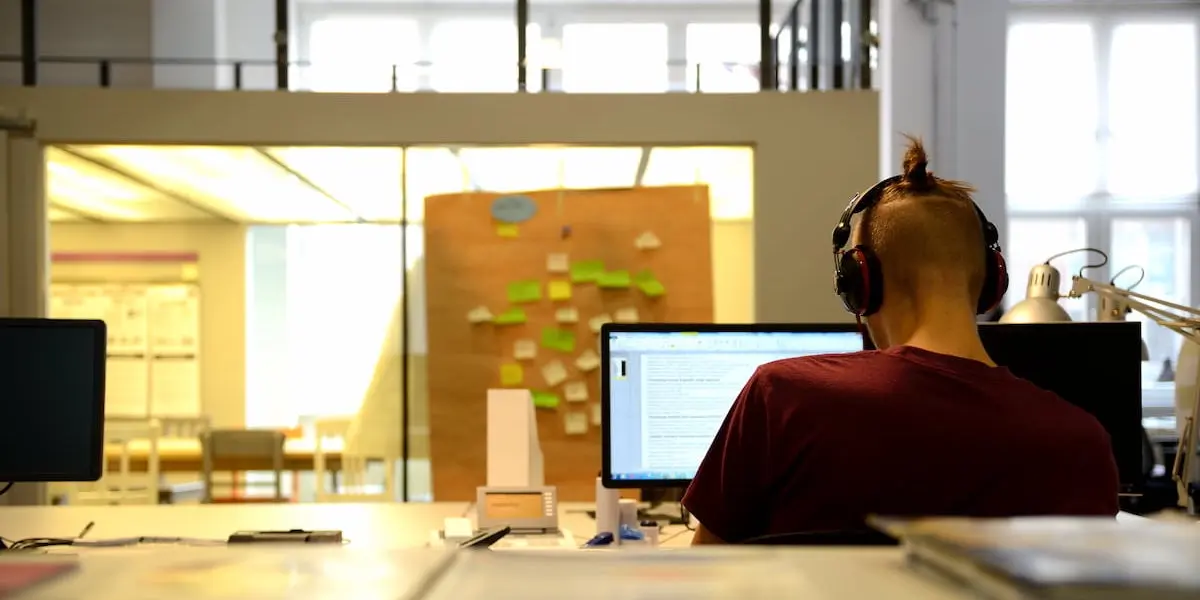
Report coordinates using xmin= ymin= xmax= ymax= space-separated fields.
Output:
xmin=975 ymin=322 xmax=1144 ymax=494
xmin=600 ymin=323 xmax=866 ymax=488
xmin=0 ymin=318 xmax=107 ymax=482
xmin=860 ymin=321 xmax=1144 ymax=494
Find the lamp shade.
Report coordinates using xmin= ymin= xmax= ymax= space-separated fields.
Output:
xmin=999 ymin=263 xmax=1073 ymax=324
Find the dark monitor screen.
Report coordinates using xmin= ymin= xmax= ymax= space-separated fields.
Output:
xmin=973 ymin=322 xmax=1145 ymax=494
xmin=0 ymin=319 xmax=107 ymax=482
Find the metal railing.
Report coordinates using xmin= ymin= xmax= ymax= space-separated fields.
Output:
xmin=771 ymin=0 xmax=876 ymax=92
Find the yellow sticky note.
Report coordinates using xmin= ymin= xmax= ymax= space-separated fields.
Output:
xmin=548 ymin=280 xmax=572 ymax=301
xmin=496 ymin=223 xmax=519 ymax=238
xmin=500 ymin=363 xmax=523 ymax=387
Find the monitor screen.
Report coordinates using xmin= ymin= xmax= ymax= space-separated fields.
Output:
xmin=601 ymin=323 xmax=865 ymax=487
xmin=976 ymin=322 xmax=1144 ymax=493
xmin=860 ymin=321 xmax=1144 ymax=492
xmin=0 ymin=319 xmax=107 ymax=482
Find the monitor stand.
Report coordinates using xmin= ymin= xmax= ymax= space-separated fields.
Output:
xmin=641 ymin=487 xmax=688 ymax=525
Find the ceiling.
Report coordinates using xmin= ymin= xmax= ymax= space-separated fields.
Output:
xmin=46 ymin=145 xmax=754 ymax=224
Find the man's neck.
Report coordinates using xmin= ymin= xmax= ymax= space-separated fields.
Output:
xmin=884 ymin=298 xmax=995 ymax=366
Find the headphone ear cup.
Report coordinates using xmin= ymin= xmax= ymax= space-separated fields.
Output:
xmin=837 ymin=247 xmax=884 ymax=316
xmin=976 ymin=250 xmax=1010 ymax=315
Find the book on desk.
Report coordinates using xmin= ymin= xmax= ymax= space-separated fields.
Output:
xmin=870 ymin=515 xmax=1200 ymax=599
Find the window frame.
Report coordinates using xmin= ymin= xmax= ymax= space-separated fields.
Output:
xmin=293 ymin=2 xmax=768 ymax=93
xmin=1007 ymin=2 xmax=1200 ymax=414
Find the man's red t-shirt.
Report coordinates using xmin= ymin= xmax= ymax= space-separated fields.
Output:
xmin=681 ymin=345 xmax=1120 ymax=543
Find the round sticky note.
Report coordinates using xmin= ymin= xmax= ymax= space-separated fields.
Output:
xmin=491 ymin=195 xmax=537 ymax=223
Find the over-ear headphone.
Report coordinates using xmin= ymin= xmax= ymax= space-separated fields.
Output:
xmin=831 ymin=176 xmax=1009 ymax=317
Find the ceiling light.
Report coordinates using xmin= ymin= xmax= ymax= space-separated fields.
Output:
xmin=72 ymin=145 xmax=358 ymax=224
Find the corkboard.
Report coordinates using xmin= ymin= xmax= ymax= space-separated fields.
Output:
xmin=424 ymin=186 xmax=714 ymax=501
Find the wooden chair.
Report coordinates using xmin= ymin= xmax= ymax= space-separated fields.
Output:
xmin=70 ymin=418 xmax=162 ymax=505
xmin=157 ymin=415 xmax=212 ymax=439
xmin=200 ymin=429 xmax=287 ymax=503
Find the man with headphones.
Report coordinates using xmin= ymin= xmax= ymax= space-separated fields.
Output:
xmin=682 ymin=139 xmax=1120 ymax=545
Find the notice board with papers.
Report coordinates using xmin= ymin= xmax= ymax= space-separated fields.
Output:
xmin=423 ymin=185 xmax=713 ymax=501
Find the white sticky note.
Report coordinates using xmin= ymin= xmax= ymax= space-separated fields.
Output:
xmin=564 ymin=380 xmax=589 ymax=403
xmin=467 ymin=306 xmax=494 ymax=324
xmin=564 ymin=412 xmax=589 ymax=435
xmin=588 ymin=314 xmax=612 ymax=333
xmin=590 ymin=403 xmax=603 ymax=426
xmin=514 ymin=339 xmax=537 ymax=360
xmin=547 ymin=253 xmax=569 ymax=274
xmin=635 ymin=231 xmax=661 ymax=250
xmin=575 ymin=349 xmax=601 ymax=373
xmin=541 ymin=360 xmax=569 ymax=387
xmin=614 ymin=307 xmax=639 ymax=323
xmin=556 ymin=307 xmax=579 ymax=324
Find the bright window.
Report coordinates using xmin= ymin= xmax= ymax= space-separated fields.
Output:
xmin=306 ymin=18 xmax=421 ymax=92
xmin=1005 ymin=22 xmax=1098 ymax=208
xmin=562 ymin=24 xmax=669 ymax=93
xmin=1006 ymin=9 xmax=1199 ymax=411
xmin=1108 ymin=24 xmax=1198 ymax=201
xmin=1110 ymin=218 xmax=1191 ymax=394
xmin=247 ymin=224 xmax=423 ymax=427
xmin=1004 ymin=218 xmax=1090 ymax=322
xmin=429 ymin=21 xmax=542 ymax=92
xmin=686 ymin=24 xmax=760 ymax=93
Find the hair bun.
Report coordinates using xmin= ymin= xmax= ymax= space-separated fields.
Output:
xmin=901 ymin=137 xmax=933 ymax=190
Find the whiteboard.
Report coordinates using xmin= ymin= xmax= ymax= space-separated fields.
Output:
xmin=50 ymin=283 xmax=202 ymax=418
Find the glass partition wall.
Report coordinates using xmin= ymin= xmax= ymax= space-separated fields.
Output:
xmin=45 ymin=144 xmax=754 ymax=502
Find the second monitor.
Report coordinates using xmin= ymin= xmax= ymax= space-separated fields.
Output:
xmin=600 ymin=323 xmax=865 ymax=488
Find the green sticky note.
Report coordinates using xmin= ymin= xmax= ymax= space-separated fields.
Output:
xmin=507 ymin=280 xmax=542 ymax=304
xmin=540 ymin=327 xmax=577 ymax=353
xmin=569 ymin=260 xmax=605 ymax=283
xmin=597 ymin=270 xmax=632 ymax=289
xmin=494 ymin=307 xmax=527 ymax=325
xmin=532 ymin=391 xmax=560 ymax=410
xmin=634 ymin=269 xmax=666 ymax=297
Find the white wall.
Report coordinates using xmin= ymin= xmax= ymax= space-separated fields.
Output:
xmin=0 ymin=0 xmax=276 ymax=88
xmin=879 ymin=0 xmax=1007 ymax=233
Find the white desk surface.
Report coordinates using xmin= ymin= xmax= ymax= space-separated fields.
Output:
xmin=0 ymin=504 xmax=1162 ymax=599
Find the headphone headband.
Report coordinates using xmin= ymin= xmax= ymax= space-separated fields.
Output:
xmin=831 ymin=176 xmax=1001 ymax=254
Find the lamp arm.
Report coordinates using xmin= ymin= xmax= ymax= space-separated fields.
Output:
xmin=1069 ymin=276 xmax=1200 ymax=344
xmin=1070 ymin=275 xmax=1200 ymax=511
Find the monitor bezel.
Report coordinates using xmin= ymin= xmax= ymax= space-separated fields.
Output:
xmin=0 ymin=318 xmax=108 ymax=482
xmin=599 ymin=322 xmax=865 ymax=489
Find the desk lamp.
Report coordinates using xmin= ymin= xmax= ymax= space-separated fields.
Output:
xmin=1004 ymin=251 xmax=1200 ymax=514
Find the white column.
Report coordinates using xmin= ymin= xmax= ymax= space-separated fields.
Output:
xmin=0 ymin=125 xmax=50 ymax=506
xmin=879 ymin=0 xmax=1008 ymax=233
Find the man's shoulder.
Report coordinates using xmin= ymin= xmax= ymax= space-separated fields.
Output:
xmin=757 ymin=350 xmax=891 ymax=381
xmin=751 ymin=350 xmax=894 ymax=400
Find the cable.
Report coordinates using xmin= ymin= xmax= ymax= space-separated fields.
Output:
xmin=1110 ymin=265 xmax=1146 ymax=291
xmin=1043 ymin=247 xmax=1109 ymax=278
xmin=659 ymin=527 xmax=693 ymax=545
xmin=0 ymin=482 xmax=13 ymax=497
